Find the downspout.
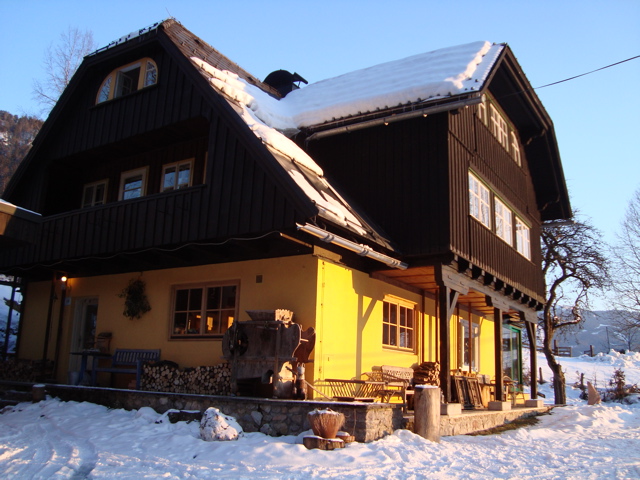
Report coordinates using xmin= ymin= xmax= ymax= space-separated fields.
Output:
xmin=421 ymin=292 xmax=426 ymax=365
xmin=296 ymin=223 xmax=407 ymax=270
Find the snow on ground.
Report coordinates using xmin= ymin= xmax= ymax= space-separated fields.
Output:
xmin=1 ymin=351 xmax=640 ymax=479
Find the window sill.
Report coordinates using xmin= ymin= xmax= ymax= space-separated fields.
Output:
xmin=92 ymin=83 xmax=158 ymax=109
xmin=382 ymin=345 xmax=416 ymax=353
xmin=170 ymin=335 xmax=223 ymax=340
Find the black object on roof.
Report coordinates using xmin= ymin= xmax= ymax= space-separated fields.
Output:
xmin=264 ymin=70 xmax=308 ymax=97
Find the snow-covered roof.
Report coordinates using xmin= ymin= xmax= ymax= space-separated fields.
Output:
xmin=194 ymin=41 xmax=503 ymax=133
xmin=191 ymin=57 xmax=390 ymax=245
xmin=282 ymin=41 xmax=503 ymax=129
xmin=189 ymin=41 xmax=502 ymax=245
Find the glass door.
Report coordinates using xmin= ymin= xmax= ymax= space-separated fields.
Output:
xmin=502 ymin=325 xmax=522 ymax=385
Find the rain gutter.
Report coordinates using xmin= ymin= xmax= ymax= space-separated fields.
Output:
xmin=296 ymin=223 xmax=408 ymax=270
xmin=305 ymin=95 xmax=484 ymax=142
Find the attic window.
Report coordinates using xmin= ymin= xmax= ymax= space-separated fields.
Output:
xmin=96 ymin=58 xmax=158 ymax=104
xmin=478 ymin=96 xmax=522 ymax=166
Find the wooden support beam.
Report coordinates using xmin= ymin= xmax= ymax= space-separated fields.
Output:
xmin=438 ymin=285 xmax=459 ymax=403
xmin=494 ymin=307 xmax=504 ymax=400
xmin=524 ymin=315 xmax=538 ymax=399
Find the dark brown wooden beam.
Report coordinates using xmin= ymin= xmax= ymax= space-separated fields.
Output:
xmin=494 ymin=307 xmax=504 ymax=401
xmin=524 ymin=312 xmax=538 ymax=399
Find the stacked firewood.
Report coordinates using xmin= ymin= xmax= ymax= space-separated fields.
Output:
xmin=412 ymin=362 xmax=440 ymax=386
xmin=141 ymin=362 xmax=232 ymax=395
xmin=0 ymin=359 xmax=54 ymax=382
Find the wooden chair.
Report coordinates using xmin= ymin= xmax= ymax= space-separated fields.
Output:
xmin=503 ymin=376 xmax=526 ymax=405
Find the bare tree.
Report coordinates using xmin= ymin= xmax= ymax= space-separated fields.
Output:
xmin=610 ymin=188 xmax=640 ymax=326
xmin=609 ymin=312 xmax=640 ymax=352
xmin=540 ymin=215 xmax=610 ymax=405
xmin=32 ymin=27 xmax=97 ymax=115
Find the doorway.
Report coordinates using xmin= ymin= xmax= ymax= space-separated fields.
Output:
xmin=69 ymin=297 xmax=98 ymax=372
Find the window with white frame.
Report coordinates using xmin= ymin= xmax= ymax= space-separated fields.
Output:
xmin=119 ymin=167 xmax=147 ymax=200
xmin=459 ymin=318 xmax=480 ymax=372
xmin=82 ymin=180 xmax=108 ymax=208
xmin=490 ymin=104 xmax=509 ymax=150
xmin=494 ymin=197 xmax=513 ymax=246
xmin=162 ymin=159 xmax=193 ymax=192
xmin=171 ymin=282 xmax=238 ymax=337
xmin=469 ymin=172 xmax=491 ymax=229
xmin=515 ymin=217 xmax=531 ymax=260
xmin=477 ymin=96 xmax=488 ymax=126
xmin=97 ymin=58 xmax=158 ymax=104
xmin=510 ymin=131 xmax=522 ymax=166
xmin=382 ymin=298 xmax=415 ymax=350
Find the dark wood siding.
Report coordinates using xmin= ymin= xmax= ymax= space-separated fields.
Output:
xmin=304 ymin=103 xmax=544 ymax=297
xmin=0 ymin=38 xmax=311 ymax=274
xmin=449 ymin=103 xmax=544 ymax=296
xmin=305 ymin=115 xmax=451 ymax=256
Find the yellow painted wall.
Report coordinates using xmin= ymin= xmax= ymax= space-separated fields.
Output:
xmin=478 ymin=316 xmax=496 ymax=377
xmin=17 ymin=280 xmax=57 ymax=360
xmin=17 ymin=251 xmax=499 ymax=390
xmin=20 ymin=255 xmax=319 ymax=382
xmin=312 ymin=258 xmax=434 ymax=382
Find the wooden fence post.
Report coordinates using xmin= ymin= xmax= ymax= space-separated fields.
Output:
xmin=413 ymin=385 xmax=440 ymax=443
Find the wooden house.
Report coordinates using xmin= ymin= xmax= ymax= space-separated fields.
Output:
xmin=0 ymin=19 xmax=570 ymax=404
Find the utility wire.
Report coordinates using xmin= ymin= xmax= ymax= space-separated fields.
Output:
xmin=534 ymin=54 xmax=640 ymax=90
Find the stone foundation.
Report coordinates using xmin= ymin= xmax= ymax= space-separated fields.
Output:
xmin=439 ymin=406 xmax=551 ymax=436
xmin=38 ymin=383 xmax=403 ymax=443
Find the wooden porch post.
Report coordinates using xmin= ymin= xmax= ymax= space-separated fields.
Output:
xmin=494 ymin=307 xmax=504 ymax=401
xmin=435 ymin=265 xmax=468 ymax=403
xmin=438 ymin=285 xmax=459 ymax=402
xmin=524 ymin=314 xmax=538 ymax=399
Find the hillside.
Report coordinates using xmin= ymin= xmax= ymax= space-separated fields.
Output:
xmin=554 ymin=310 xmax=637 ymax=355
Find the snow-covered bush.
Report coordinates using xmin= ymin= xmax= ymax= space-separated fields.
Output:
xmin=199 ymin=407 xmax=243 ymax=441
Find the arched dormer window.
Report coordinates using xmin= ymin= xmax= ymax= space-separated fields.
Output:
xmin=97 ymin=58 xmax=158 ymax=104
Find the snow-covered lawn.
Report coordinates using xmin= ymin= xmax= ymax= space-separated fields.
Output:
xmin=1 ymin=352 xmax=640 ymax=479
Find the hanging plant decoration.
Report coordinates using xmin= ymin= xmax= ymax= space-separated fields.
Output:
xmin=118 ymin=278 xmax=151 ymax=320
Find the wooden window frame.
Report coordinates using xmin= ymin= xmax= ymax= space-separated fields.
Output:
xmin=96 ymin=57 xmax=158 ymax=104
xmin=515 ymin=217 xmax=531 ymax=260
xmin=382 ymin=297 xmax=416 ymax=351
xmin=162 ymin=159 xmax=194 ymax=192
xmin=119 ymin=167 xmax=148 ymax=201
xmin=477 ymin=96 xmax=488 ymax=126
xmin=510 ymin=131 xmax=522 ymax=166
xmin=170 ymin=281 xmax=239 ymax=339
xmin=82 ymin=179 xmax=108 ymax=208
xmin=494 ymin=197 xmax=513 ymax=246
xmin=490 ymin=104 xmax=509 ymax=150
xmin=458 ymin=317 xmax=480 ymax=372
xmin=469 ymin=172 xmax=491 ymax=229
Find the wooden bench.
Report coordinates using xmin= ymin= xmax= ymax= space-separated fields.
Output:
xmin=91 ymin=349 xmax=160 ymax=389
xmin=324 ymin=378 xmax=385 ymax=402
xmin=365 ymin=365 xmax=415 ymax=411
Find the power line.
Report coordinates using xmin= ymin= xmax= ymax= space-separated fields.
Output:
xmin=534 ymin=54 xmax=640 ymax=90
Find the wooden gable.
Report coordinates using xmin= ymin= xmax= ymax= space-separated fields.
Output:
xmin=0 ymin=20 xmax=402 ymax=281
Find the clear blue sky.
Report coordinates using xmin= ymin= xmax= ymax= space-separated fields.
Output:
xmin=1 ymin=0 xmax=639 ymax=249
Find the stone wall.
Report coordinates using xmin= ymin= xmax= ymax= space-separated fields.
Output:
xmin=42 ymin=384 xmax=404 ymax=443
xmin=438 ymin=407 xmax=552 ymax=436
